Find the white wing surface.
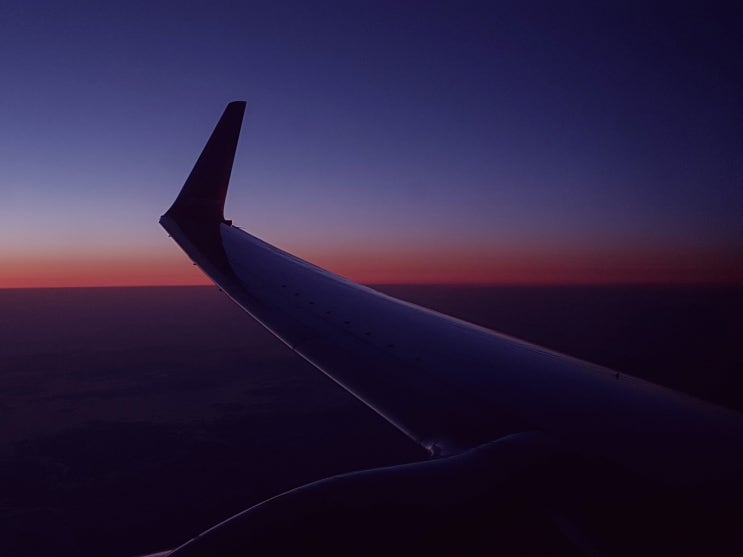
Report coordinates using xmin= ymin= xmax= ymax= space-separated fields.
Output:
xmin=161 ymin=102 xmax=743 ymax=489
xmin=159 ymin=102 xmax=743 ymax=556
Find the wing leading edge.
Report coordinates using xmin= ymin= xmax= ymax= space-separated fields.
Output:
xmin=160 ymin=103 xmax=743 ymax=491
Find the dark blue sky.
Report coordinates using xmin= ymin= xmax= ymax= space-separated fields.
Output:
xmin=2 ymin=1 xmax=741 ymax=286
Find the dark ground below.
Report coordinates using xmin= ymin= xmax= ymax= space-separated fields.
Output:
xmin=0 ymin=285 xmax=740 ymax=556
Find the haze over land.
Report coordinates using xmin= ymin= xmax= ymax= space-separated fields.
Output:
xmin=1 ymin=285 xmax=741 ymax=556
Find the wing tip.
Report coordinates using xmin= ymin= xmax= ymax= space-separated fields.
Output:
xmin=163 ymin=101 xmax=247 ymax=223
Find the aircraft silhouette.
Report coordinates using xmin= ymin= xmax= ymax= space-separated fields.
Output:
xmin=156 ymin=102 xmax=743 ymax=555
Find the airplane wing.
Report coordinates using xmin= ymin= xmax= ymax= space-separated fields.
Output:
xmin=159 ymin=102 xmax=743 ymax=555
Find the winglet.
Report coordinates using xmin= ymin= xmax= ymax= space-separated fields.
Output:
xmin=163 ymin=101 xmax=246 ymax=223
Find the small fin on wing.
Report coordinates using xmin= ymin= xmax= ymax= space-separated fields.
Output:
xmin=164 ymin=101 xmax=246 ymax=223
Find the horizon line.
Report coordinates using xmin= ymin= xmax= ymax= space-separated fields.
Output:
xmin=2 ymin=280 xmax=742 ymax=291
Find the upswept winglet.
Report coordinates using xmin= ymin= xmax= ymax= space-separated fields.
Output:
xmin=163 ymin=101 xmax=246 ymax=224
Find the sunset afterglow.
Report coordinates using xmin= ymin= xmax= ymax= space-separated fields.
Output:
xmin=1 ymin=3 xmax=741 ymax=288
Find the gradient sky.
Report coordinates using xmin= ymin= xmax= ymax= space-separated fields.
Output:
xmin=1 ymin=1 xmax=742 ymax=287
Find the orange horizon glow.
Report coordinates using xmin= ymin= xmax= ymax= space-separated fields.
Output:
xmin=2 ymin=248 xmax=743 ymax=289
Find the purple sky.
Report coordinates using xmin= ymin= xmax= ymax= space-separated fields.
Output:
xmin=1 ymin=2 xmax=742 ymax=286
